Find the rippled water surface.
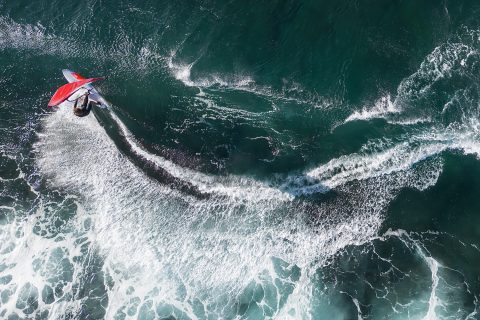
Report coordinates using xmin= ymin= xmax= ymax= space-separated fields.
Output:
xmin=1 ymin=1 xmax=480 ymax=319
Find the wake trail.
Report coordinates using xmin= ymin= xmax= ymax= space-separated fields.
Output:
xmin=32 ymin=103 xmax=422 ymax=318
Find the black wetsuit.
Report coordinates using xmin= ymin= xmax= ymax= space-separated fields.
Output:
xmin=73 ymin=94 xmax=92 ymax=117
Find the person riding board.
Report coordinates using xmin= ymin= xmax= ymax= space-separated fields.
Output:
xmin=47 ymin=73 xmax=106 ymax=116
xmin=72 ymin=91 xmax=98 ymax=117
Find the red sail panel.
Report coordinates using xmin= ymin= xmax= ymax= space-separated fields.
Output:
xmin=71 ymin=72 xmax=86 ymax=80
xmin=47 ymin=77 xmax=104 ymax=107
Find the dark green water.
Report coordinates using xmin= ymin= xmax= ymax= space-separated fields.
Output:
xmin=1 ymin=0 xmax=480 ymax=319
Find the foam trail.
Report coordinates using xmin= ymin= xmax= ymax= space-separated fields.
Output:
xmin=32 ymin=105 xmax=427 ymax=319
xmin=423 ymin=257 xmax=441 ymax=320
xmin=345 ymin=95 xmax=399 ymax=123
xmin=166 ymin=51 xmax=333 ymax=109
xmin=166 ymin=52 xmax=254 ymax=89
xmin=307 ymin=143 xmax=443 ymax=189
xmin=279 ymin=141 xmax=444 ymax=197
xmin=110 ymin=110 xmax=292 ymax=202
xmin=285 ymin=117 xmax=480 ymax=196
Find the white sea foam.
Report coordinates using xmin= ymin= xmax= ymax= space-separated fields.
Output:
xmin=345 ymin=94 xmax=399 ymax=123
xmin=166 ymin=51 xmax=255 ymax=89
xmin=166 ymin=51 xmax=334 ymax=110
xmin=0 ymin=197 xmax=96 ymax=318
xmin=423 ymin=257 xmax=441 ymax=320
xmin=386 ymin=117 xmax=432 ymax=126
xmin=110 ymin=111 xmax=291 ymax=202
xmin=306 ymin=142 xmax=443 ymax=189
xmin=376 ymin=230 xmax=452 ymax=320
xmin=343 ymin=28 xmax=480 ymax=127
xmin=292 ymin=122 xmax=480 ymax=196
xmin=27 ymin=105 xmax=403 ymax=319
xmin=167 ymin=54 xmax=195 ymax=86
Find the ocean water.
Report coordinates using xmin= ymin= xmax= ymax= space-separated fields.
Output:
xmin=1 ymin=0 xmax=480 ymax=319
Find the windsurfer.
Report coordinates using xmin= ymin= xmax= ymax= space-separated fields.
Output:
xmin=47 ymin=74 xmax=105 ymax=115
xmin=73 ymin=92 xmax=98 ymax=117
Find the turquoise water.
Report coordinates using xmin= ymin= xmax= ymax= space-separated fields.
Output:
xmin=1 ymin=1 xmax=480 ymax=319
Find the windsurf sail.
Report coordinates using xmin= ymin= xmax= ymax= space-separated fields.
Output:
xmin=70 ymin=71 xmax=86 ymax=81
xmin=47 ymin=77 xmax=105 ymax=107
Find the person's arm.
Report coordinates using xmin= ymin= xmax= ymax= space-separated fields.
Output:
xmin=82 ymin=94 xmax=89 ymax=108
xmin=87 ymin=94 xmax=100 ymax=104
